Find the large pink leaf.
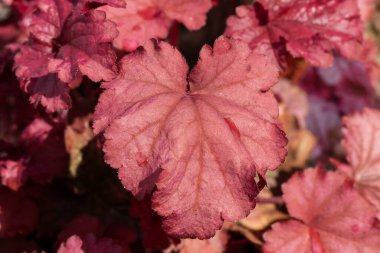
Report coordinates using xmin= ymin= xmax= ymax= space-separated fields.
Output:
xmin=93 ymin=36 xmax=287 ymax=238
xmin=225 ymin=0 xmax=362 ymax=67
xmin=339 ymin=108 xmax=380 ymax=217
xmin=263 ymin=167 xmax=380 ymax=253
xmin=99 ymin=0 xmax=212 ymax=51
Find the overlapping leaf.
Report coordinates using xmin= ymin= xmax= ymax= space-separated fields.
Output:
xmin=225 ymin=0 xmax=362 ymax=67
xmin=99 ymin=0 xmax=212 ymax=51
xmin=94 ymin=36 xmax=287 ymax=238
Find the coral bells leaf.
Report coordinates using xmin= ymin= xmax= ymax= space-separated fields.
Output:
xmin=14 ymin=0 xmax=118 ymax=112
xmin=93 ymin=36 xmax=287 ymax=239
xmin=99 ymin=0 xmax=213 ymax=51
xmin=48 ymin=9 xmax=119 ymax=83
xmin=339 ymin=108 xmax=380 ymax=217
xmin=225 ymin=0 xmax=363 ymax=67
xmin=264 ymin=168 xmax=380 ymax=253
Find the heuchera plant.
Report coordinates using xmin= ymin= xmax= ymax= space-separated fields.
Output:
xmin=1 ymin=0 xmax=380 ymax=252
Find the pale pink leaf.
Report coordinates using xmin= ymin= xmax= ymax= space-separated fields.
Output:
xmin=264 ymin=221 xmax=312 ymax=253
xmin=264 ymin=168 xmax=380 ymax=253
xmin=341 ymin=108 xmax=380 ymax=217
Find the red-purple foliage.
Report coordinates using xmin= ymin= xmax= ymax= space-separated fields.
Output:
xmin=1 ymin=0 xmax=379 ymax=252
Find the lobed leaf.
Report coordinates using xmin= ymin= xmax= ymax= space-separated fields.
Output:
xmin=94 ymin=36 xmax=287 ymax=238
